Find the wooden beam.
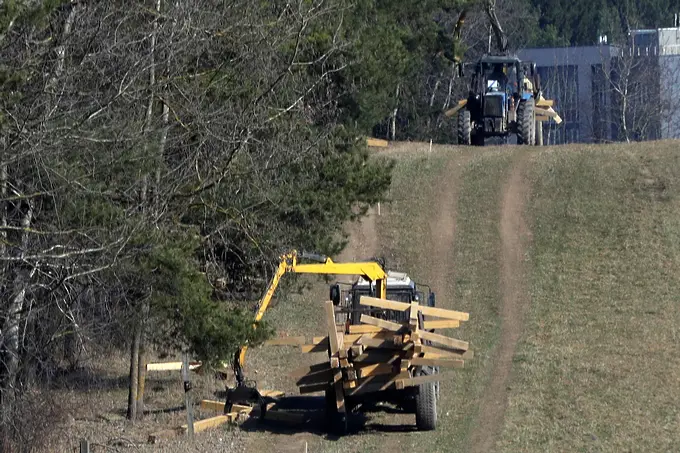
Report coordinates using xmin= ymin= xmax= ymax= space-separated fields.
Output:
xmin=358 ymin=336 xmax=413 ymax=350
xmin=180 ymin=415 xmax=232 ymax=434
xmin=325 ymin=301 xmax=341 ymax=355
xmin=300 ymin=339 xmax=328 ymax=353
xmin=260 ymin=390 xmax=285 ymax=398
xmin=411 ymin=357 xmax=464 ymax=368
xmin=264 ymin=336 xmax=306 ymax=346
xmin=360 ymin=296 xmax=469 ymax=321
xmin=200 ymin=400 xmax=225 ymax=412
xmin=419 ymin=344 xmax=474 ymax=359
xmin=417 ymin=330 xmax=468 ymax=351
xmin=359 ymin=314 xmax=408 ymax=333
xmin=146 ymin=361 xmax=202 ymax=372
xmin=352 ymin=349 xmax=408 ymax=364
xmin=394 ymin=373 xmax=442 ymax=390
xmin=422 ymin=320 xmax=460 ymax=330
xmin=356 ymin=363 xmax=396 ymax=378
xmin=367 ymin=137 xmax=389 ymax=148
xmin=444 ymin=99 xmax=468 ymax=117
xmin=348 ymin=325 xmax=386 ymax=334
xmin=536 ymin=97 xmax=554 ymax=107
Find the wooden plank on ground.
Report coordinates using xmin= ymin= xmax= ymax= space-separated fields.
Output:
xmin=366 ymin=137 xmax=389 ymax=148
xmin=422 ymin=320 xmax=460 ymax=330
xmin=411 ymin=357 xmax=464 ymax=368
xmin=417 ymin=330 xmax=469 ymax=351
xmin=181 ymin=415 xmax=232 ymax=434
xmin=360 ymin=314 xmax=408 ymax=333
xmin=146 ymin=361 xmax=202 ymax=372
xmin=264 ymin=336 xmax=306 ymax=346
xmin=333 ymin=371 xmax=346 ymax=413
xmin=300 ymin=339 xmax=329 ymax=353
xmin=200 ymin=400 xmax=225 ymax=412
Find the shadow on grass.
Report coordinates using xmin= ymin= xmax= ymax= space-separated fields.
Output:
xmin=237 ymin=396 xmax=416 ymax=439
xmin=50 ymin=366 xmax=129 ymax=391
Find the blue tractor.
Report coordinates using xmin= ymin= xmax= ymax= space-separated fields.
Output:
xmin=457 ymin=55 xmax=542 ymax=146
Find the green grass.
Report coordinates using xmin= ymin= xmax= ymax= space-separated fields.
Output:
xmin=371 ymin=149 xmax=513 ymax=452
xmin=498 ymin=142 xmax=680 ymax=452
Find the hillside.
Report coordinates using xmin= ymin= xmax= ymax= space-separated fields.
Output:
xmin=54 ymin=140 xmax=680 ymax=452
xmin=242 ymin=140 xmax=680 ymax=452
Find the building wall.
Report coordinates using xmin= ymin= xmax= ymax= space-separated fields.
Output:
xmin=517 ymin=46 xmax=619 ymax=144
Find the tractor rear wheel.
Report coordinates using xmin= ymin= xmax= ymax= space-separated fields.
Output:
xmin=415 ymin=380 xmax=437 ymax=431
xmin=517 ymin=98 xmax=535 ymax=145
xmin=457 ymin=110 xmax=472 ymax=145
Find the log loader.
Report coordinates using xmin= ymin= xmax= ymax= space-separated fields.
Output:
xmin=225 ymin=250 xmax=441 ymax=432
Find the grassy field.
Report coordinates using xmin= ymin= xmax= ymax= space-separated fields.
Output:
xmin=498 ymin=142 xmax=680 ymax=452
xmin=61 ymin=140 xmax=680 ymax=452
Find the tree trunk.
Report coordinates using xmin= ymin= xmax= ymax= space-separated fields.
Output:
xmin=135 ymin=299 xmax=150 ymax=418
xmin=126 ymin=324 xmax=140 ymax=421
xmin=390 ymin=84 xmax=400 ymax=141
xmin=1 ymin=202 xmax=35 ymax=426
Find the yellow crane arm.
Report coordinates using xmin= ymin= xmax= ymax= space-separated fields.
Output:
xmin=237 ymin=251 xmax=387 ymax=370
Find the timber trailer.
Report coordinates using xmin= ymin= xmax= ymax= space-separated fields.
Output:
xmin=225 ymin=251 xmax=470 ymax=434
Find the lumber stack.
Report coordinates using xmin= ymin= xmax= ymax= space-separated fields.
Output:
xmin=272 ymin=296 xmax=471 ymax=414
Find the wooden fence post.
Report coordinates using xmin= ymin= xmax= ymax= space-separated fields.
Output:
xmin=182 ymin=352 xmax=194 ymax=439
xmin=79 ymin=439 xmax=90 ymax=453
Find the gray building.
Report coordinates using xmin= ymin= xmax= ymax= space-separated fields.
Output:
xmin=518 ymin=28 xmax=680 ymax=144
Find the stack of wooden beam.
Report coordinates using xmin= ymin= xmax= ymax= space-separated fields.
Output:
xmin=278 ymin=296 xmax=471 ymax=415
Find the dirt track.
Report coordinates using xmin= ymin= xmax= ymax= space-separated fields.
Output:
xmin=468 ymin=151 xmax=531 ymax=453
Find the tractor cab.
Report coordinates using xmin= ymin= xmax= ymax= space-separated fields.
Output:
xmin=330 ymin=271 xmax=435 ymax=325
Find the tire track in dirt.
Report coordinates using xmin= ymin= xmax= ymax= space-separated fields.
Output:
xmin=468 ymin=151 xmax=531 ymax=453
xmin=374 ymin=151 xmax=471 ymax=453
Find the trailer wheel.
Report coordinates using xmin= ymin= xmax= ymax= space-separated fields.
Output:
xmin=415 ymin=380 xmax=437 ymax=431
xmin=457 ymin=110 xmax=472 ymax=145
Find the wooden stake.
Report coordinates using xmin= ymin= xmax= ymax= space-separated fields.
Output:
xmin=182 ymin=352 xmax=194 ymax=439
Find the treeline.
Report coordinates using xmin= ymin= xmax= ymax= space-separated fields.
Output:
xmin=531 ymin=0 xmax=680 ymax=46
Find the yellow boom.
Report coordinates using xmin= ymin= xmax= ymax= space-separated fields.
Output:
xmin=238 ymin=251 xmax=388 ymax=368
